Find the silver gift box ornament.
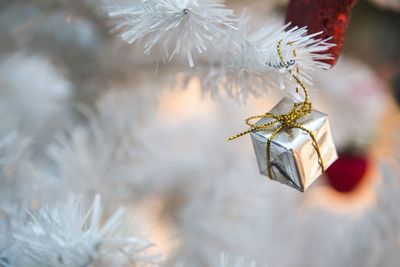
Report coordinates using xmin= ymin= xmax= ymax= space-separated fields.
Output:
xmin=250 ymin=98 xmax=338 ymax=192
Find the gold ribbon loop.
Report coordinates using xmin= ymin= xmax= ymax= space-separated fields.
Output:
xmin=228 ymin=40 xmax=325 ymax=179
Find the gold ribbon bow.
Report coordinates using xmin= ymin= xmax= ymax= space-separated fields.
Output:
xmin=228 ymin=40 xmax=325 ymax=179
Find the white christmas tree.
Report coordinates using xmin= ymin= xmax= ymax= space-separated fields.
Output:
xmin=1 ymin=0 xmax=399 ymax=267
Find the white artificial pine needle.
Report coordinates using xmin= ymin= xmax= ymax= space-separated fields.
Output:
xmin=103 ymin=0 xmax=236 ymax=67
xmin=102 ymin=2 xmax=334 ymax=101
xmin=201 ymin=21 xmax=335 ymax=103
xmin=2 ymin=195 xmax=160 ymax=267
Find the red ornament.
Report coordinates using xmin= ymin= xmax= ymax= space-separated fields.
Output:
xmin=285 ymin=0 xmax=358 ymax=66
xmin=325 ymin=154 xmax=368 ymax=193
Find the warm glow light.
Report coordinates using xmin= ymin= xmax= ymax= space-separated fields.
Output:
xmin=129 ymin=197 xmax=179 ymax=259
xmin=304 ymin=97 xmax=400 ymax=216
xmin=157 ymin=73 xmax=218 ymax=125
xmin=305 ymin=157 xmax=378 ymax=217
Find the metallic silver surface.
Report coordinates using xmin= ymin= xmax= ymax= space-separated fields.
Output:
xmin=250 ymin=98 xmax=338 ymax=192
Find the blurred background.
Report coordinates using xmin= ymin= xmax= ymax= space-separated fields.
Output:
xmin=1 ymin=0 xmax=400 ymax=266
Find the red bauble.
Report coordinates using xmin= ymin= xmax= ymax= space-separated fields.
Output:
xmin=285 ymin=0 xmax=358 ymax=66
xmin=325 ymin=154 xmax=368 ymax=193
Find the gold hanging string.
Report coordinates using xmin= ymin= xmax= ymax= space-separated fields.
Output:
xmin=227 ymin=40 xmax=325 ymax=179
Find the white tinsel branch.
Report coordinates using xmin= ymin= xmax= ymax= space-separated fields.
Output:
xmin=103 ymin=0 xmax=236 ymax=67
xmin=202 ymin=22 xmax=335 ymax=102
xmin=101 ymin=0 xmax=334 ymax=102
xmin=1 ymin=195 xmax=161 ymax=267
